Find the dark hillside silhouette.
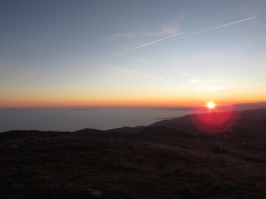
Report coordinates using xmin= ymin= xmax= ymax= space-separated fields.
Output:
xmin=1 ymin=109 xmax=266 ymax=198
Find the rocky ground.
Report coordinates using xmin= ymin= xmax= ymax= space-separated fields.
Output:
xmin=1 ymin=129 xmax=266 ymax=199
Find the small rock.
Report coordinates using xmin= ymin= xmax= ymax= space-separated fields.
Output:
xmin=50 ymin=184 xmax=62 ymax=191
xmin=64 ymin=185 xmax=71 ymax=190
xmin=89 ymin=189 xmax=103 ymax=197
xmin=10 ymin=144 xmax=18 ymax=149
xmin=69 ymin=175 xmax=79 ymax=180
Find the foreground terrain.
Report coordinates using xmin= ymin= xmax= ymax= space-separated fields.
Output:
xmin=1 ymin=109 xmax=266 ymax=199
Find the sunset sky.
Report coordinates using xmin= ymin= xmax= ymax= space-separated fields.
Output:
xmin=1 ymin=0 xmax=266 ymax=108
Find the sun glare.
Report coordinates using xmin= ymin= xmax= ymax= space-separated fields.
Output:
xmin=207 ymin=101 xmax=215 ymax=109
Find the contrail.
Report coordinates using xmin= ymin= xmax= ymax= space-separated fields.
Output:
xmin=107 ymin=17 xmax=256 ymax=58
xmin=106 ymin=32 xmax=186 ymax=58
xmin=181 ymin=17 xmax=256 ymax=38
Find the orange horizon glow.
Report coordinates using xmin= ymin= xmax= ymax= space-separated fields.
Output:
xmin=0 ymin=101 xmax=204 ymax=108
xmin=0 ymin=98 xmax=208 ymax=108
xmin=0 ymin=97 xmax=264 ymax=108
xmin=1 ymin=85 xmax=266 ymax=108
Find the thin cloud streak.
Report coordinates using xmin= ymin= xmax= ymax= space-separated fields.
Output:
xmin=181 ymin=17 xmax=256 ymax=38
xmin=106 ymin=32 xmax=186 ymax=58
xmin=106 ymin=17 xmax=255 ymax=59
xmin=172 ymin=68 xmax=199 ymax=82
xmin=143 ymin=26 xmax=180 ymax=36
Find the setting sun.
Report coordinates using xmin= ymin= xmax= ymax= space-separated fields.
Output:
xmin=207 ymin=101 xmax=216 ymax=109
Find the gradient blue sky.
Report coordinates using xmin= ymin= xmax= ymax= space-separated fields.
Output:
xmin=1 ymin=0 xmax=266 ymax=107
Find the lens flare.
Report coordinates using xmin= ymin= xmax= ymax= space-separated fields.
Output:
xmin=190 ymin=110 xmax=240 ymax=133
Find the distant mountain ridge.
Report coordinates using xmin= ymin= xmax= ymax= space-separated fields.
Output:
xmin=2 ymin=109 xmax=266 ymax=145
xmin=107 ymin=109 xmax=266 ymax=144
xmin=233 ymin=102 xmax=266 ymax=110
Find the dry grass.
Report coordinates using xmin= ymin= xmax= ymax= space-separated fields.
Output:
xmin=1 ymin=130 xmax=266 ymax=199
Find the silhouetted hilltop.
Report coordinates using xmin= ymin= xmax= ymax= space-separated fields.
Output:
xmin=141 ymin=126 xmax=195 ymax=138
